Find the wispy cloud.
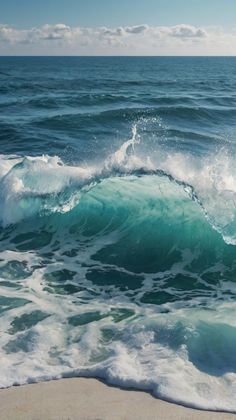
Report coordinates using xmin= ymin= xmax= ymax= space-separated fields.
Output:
xmin=0 ymin=23 xmax=235 ymax=55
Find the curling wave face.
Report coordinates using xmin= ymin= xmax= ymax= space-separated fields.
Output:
xmin=0 ymin=129 xmax=236 ymax=411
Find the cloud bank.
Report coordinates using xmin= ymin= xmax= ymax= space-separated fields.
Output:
xmin=0 ymin=23 xmax=235 ymax=55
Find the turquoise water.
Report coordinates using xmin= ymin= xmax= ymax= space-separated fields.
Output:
xmin=1 ymin=57 xmax=236 ymax=411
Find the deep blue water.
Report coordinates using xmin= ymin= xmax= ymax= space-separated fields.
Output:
xmin=2 ymin=57 xmax=236 ymax=157
xmin=1 ymin=57 xmax=236 ymax=411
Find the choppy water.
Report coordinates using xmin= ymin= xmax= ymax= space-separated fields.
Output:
xmin=1 ymin=57 xmax=236 ymax=411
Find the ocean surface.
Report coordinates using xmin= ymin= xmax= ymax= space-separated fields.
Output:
xmin=0 ymin=56 xmax=236 ymax=411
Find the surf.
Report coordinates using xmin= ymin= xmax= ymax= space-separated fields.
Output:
xmin=0 ymin=126 xmax=236 ymax=411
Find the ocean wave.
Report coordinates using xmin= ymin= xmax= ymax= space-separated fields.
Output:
xmin=0 ymin=128 xmax=236 ymax=410
xmin=0 ymin=125 xmax=236 ymax=242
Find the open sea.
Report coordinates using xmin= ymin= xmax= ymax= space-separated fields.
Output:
xmin=1 ymin=56 xmax=236 ymax=412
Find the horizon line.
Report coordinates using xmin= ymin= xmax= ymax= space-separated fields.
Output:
xmin=0 ymin=55 xmax=236 ymax=58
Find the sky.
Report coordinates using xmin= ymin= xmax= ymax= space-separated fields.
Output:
xmin=0 ymin=0 xmax=236 ymax=55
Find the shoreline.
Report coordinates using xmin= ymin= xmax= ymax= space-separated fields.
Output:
xmin=0 ymin=377 xmax=235 ymax=420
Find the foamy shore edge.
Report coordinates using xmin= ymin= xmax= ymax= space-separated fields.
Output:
xmin=0 ymin=378 xmax=235 ymax=420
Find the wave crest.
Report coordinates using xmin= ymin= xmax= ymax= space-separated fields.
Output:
xmin=0 ymin=126 xmax=236 ymax=246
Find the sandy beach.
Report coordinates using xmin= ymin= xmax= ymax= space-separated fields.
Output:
xmin=0 ymin=378 xmax=234 ymax=420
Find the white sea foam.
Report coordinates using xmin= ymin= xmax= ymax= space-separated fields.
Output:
xmin=0 ymin=268 xmax=236 ymax=412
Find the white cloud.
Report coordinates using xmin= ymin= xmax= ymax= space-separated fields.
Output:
xmin=168 ymin=24 xmax=207 ymax=38
xmin=0 ymin=23 xmax=235 ymax=55
xmin=0 ymin=24 xmax=27 ymax=43
xmin=125 ymin=25 xmax=149 ymax=34
xmin=39 ymin=24 xmax=71 ymax=40
xmin=102 ymin=27 xmax=126 ymax=37
xmin=0 ymin=23 xmax=207 ymax=44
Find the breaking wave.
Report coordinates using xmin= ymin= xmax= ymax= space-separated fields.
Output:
xmin=0 ymin=126 xmax=236 ymax=411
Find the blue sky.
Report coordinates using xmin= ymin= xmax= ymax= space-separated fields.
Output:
xmin=0 ymin=0 xmax=236 ymax=55
xmin=1 ymin=0 xmax=236 ymax=28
